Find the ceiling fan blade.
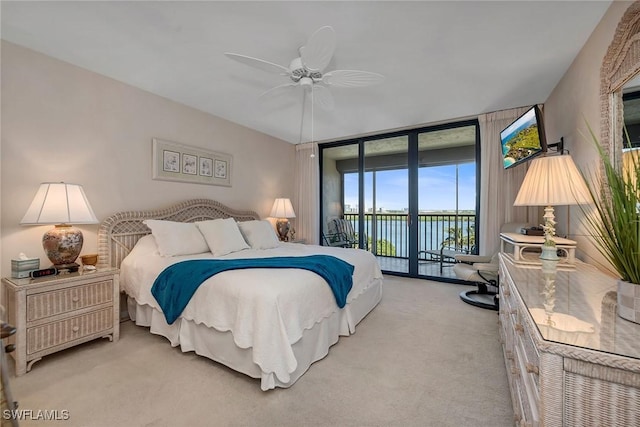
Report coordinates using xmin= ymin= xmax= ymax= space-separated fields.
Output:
xmin=311 ymin=85 xmax=335 ymax=111
xmin=323 ymin=70 xmax=385 ymax=87
xmin=255 ymin=83 xmax=299 ymax=111
xmin=258 ymin=82 xmax=298 ymax=100
xmin=224 ymin=52 xmax=290 ymax=75
xmin=300 ymin=26 xmax=336 ymax=72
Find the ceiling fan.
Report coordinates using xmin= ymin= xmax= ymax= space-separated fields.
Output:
xmin=224 ymin=26 xmax=384 ymax=111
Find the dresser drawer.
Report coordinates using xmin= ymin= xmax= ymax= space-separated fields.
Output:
xmin=500 ymin=284 xmax=516 ymax=354
xmin=501 ymin=279 xmax=518 ymax=315
xmin=514 ymin=338 xmax=540 ymax=424
xmin=26 ymin=307 xmax=113 ymax=354
xmin=27 ymin=279 xmax=114 ymax=321
xmin=517 ymin=323 xmax=540 ymax=389
xmin=507 ymin=348 xmax=525 ymax=425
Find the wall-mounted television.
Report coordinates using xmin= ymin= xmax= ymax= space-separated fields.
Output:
xmin=500 ymin=105 xmax=547 ymax=169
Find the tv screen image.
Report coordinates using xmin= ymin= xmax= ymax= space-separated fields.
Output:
xmin=500 ymin=106 xmax=547 ymax=169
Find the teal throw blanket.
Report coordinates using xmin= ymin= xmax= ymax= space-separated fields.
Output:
xmin=151 ymin=255 xmax=355 ymax=324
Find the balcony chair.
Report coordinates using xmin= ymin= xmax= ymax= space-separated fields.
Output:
xmin=323 ymin=218 xmax=367 ymax=249
xmin=419 ymin=243 xmax=474 ymax=274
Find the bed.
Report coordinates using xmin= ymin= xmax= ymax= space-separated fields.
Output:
xmin=97 ymin=199 xmax=383 ymax=390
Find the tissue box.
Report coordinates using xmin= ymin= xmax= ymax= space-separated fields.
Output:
xmin=11 ymin=258 xmax=40 ymax=278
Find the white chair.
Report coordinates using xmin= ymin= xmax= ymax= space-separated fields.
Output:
xmin=454 ymin=222 xmax=533 ymax=310
xmin=454 ymin=252 xmax=500 ymax=310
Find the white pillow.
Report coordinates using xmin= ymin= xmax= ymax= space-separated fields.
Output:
xmin=237 ymin=220 xmax=280 ymax=249
xmin=196 ymin=218 xmax=250 ymax=256
xmin=143 ymin=220 xmax=209 ymax=257
xmin=132 ymin=234 xmax=160 ymax=256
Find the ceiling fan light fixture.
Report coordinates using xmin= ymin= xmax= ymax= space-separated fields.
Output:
xmin=289 ymin=57 xmax=305 ymax=81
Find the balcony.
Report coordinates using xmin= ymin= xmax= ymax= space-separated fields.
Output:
xmin=342 ymin=212 xmax=476 ymax=277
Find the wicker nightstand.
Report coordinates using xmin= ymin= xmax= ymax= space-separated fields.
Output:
xmin=1 ymin=268 xmax=120 ymax=376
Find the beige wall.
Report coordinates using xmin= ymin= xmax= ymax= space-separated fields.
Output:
xmin=544 ymin=1 xmax=632 ymax=272
xmin=0 ymin=41 xmax=295 ymax=276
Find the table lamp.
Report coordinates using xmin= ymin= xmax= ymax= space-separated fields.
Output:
xmin=270 ymin=198 xmax=296 ymax=241
xmin=513 ymin=154 xmax=592 ymax=260
xmin=20 ymin=182 xmax=98 ymax=272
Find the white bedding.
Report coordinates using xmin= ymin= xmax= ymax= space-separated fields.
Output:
xmin=120 ymin=236 xmax=383 ymax=387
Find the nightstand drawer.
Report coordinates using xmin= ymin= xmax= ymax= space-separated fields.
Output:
xmin=27 ymin=279 xmax=113 ymax=321
xmin=26 ymin=307 xmax=113 ymax=354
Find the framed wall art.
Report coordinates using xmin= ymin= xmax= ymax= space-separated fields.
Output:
xmin=152 ymin=138 xmax=232 ymax=187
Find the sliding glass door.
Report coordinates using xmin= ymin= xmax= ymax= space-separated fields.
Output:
xmin=320 ymin=120 xmax=478 ymax=280
xmin=364 ymin=136 xmax=409 ymax=273
xmin=416 ymin=126 xmax=477 ymax=278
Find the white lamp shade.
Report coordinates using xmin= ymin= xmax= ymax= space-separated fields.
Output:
xmin=514 ymin=155 xmax=593 ymax=207
xmin=270 ymin=198 xmax=296 ymax=218
xmin=21 ymin=182 xmax=98 ymax=225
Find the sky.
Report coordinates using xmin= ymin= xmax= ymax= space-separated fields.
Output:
xmin=343 ymin=162 xmax=476 ymax=212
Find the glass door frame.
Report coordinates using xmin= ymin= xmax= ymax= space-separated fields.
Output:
xmin=319 ymin=119 xmax=480 ymax=280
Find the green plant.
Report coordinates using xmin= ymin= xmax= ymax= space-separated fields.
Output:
xmin=580 ymin=125 xmax=640 ymax=284
xmin=443 ymin=226 xmax=475 ymax=250
xmin=368 ymin=237 xmax=396 ymax=256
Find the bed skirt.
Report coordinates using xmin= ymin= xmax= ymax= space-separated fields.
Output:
xmin=127 ymin=277 xmax=383 ymax=390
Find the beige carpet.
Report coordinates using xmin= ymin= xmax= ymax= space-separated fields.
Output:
xmin=8 ymin=276 xmax=513 ymax=427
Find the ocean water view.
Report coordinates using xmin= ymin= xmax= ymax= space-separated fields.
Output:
xmin=344 ymin=213 xmax=476 ymax=258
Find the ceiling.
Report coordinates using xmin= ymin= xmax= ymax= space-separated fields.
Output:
xmin=1 ymin=1 xmax=612 ymax=145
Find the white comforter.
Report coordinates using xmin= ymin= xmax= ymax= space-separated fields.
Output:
xmin=120 ymin=236 xmax=383 ymax=384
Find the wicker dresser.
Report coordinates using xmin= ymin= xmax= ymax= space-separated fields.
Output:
xmin=498 ymin=254 xmax=640 ymax=426
xmin=1 ymin=268 xmax=119 ymax=376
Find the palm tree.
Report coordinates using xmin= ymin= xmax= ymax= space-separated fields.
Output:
xmin=443 ymin=226 xmax=475 ymax=252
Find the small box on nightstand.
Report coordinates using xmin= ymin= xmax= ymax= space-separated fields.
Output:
xmin=11 ymin=258 xmax=40 ymax=278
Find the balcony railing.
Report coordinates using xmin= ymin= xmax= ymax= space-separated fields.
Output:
xmin=343 ymin=213 xmax=476 ymax=258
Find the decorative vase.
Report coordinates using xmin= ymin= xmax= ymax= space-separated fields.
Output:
xmin=617 ymin=280 xmax=640 ymax=324
xmin=42 ymin=224 xmax=83 ymax=268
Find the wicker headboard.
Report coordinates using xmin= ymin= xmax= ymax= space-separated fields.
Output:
xmin=97 ymin=199 xmax=260 ymax=269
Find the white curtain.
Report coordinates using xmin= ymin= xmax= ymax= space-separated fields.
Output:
xmin=478 ymin=107 xmax=537 ymax=255
xmin=293 ymin=142 xmax=320 ymax=244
